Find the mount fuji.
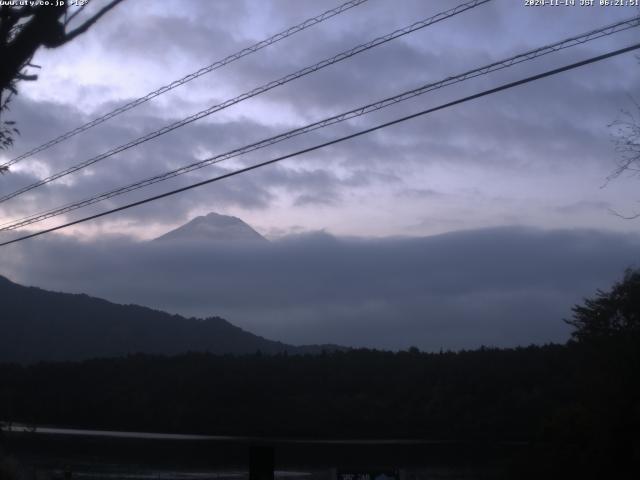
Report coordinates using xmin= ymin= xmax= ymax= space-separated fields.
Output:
xmin=153 ymin=212 xmax=267 ymax=244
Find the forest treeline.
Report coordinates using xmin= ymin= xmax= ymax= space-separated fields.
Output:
xmin=0 ymin=345 xmax=579 ymax=439
xmin=0 ymin=339 xmax=638 ymax=476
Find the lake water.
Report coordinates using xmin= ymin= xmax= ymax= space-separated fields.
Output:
xmin=1 ymin=424 xmax=510 ymax=480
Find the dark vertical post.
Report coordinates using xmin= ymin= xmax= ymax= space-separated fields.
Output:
xmin=249 ymin=445 xmax=274 ymax=480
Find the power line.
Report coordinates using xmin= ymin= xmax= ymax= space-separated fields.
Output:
xmin=2 ymin=41 xmax=638 ymax=247
xmin=2 ymin=15 xmax=637 ymax=233
xmin=0 ymin=0 xmax=370 ymax=169
xmin=0 ymin=0 xmax=490 ymax=205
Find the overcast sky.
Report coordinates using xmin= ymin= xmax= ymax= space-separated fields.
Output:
xmin=0 ymin=0 xmax=639 ymax=349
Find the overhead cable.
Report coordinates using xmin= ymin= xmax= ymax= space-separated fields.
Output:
xmin=2 ymin=41 xmax=638 ymax=247
xmin=0 ymin=0 xmax=370 ymax=169
xmin=2 ymin=15 xmax=637 ymax=232
xmin=0 ymin=0 xmax=490 ymax=204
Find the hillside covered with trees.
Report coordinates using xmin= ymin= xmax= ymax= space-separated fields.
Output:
xmin=0 ymin=275 xmax=338 ymax=362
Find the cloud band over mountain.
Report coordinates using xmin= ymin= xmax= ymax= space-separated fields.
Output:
xmin=1 ymin=222 xmax=637 ymax=350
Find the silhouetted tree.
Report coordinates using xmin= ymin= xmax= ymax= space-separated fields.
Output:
xmin=566 ymin=268 xmax=640 ymax=342
xmin=608 ymin=57 xmax=640 ymax=218
xmin=0 ymin=0 xmax=124 ymax=151
xmin=558 ymin=268 xmax=640 ymax=477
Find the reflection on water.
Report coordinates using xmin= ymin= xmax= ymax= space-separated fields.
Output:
xmin=3 ymin=423 xmax=501 ymax=480
xmin=49 ymin=467 xmax=312 ymax=480
xmin=3 ymin=424 xmax=228 ymax=441
xmin=3 ymin=424 xmax=450 ymax=445
xmin=32 ymin=465 xmax=489 ymax=480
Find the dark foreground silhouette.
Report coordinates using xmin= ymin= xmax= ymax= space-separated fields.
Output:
xmin=0 ymin=339 xmax=638 ymax=478
xmin=1 ymin=270 xmax=639 ymax=478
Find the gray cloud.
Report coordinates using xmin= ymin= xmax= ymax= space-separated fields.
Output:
xmin=1 ymin=89 xmax=417 ymax=229
xmin=0 ymin=0 xmax=639 ymax=321
xmin=555 ymin=200 xmax=612 ymax=215
xmin=1 ymin=225 xmax=637 ymax=350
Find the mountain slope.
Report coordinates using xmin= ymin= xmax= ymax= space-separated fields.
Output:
xmin=0 ymin=276 xmax=327 ymax=363
xmin=154 ymin=212 xmax=267 ymax=243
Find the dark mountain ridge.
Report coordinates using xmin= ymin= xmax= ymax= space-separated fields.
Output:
xmin=0 ymin=275 xmax=339 ymax=363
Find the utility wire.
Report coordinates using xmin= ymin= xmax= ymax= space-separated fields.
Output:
xmin=0 ymin=0 xmax=490 ymax=205
xmin=0 ymin=0 xmax=370 ymax=169
xmin=2 ymin=42 xmax=638 ymax=247
xmin=1 ymin=15 xmax=637 ymax=232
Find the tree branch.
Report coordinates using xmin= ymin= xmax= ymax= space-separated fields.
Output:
xmin=15 ymin=73 xmax=38 ymax=81
xmin=62 ymin=0 xmax=124 ymax=44
xmin=608 ymin=207 xmax=640 ymax=220
xmin=64 ymin=3 xmax=88 ymax=27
